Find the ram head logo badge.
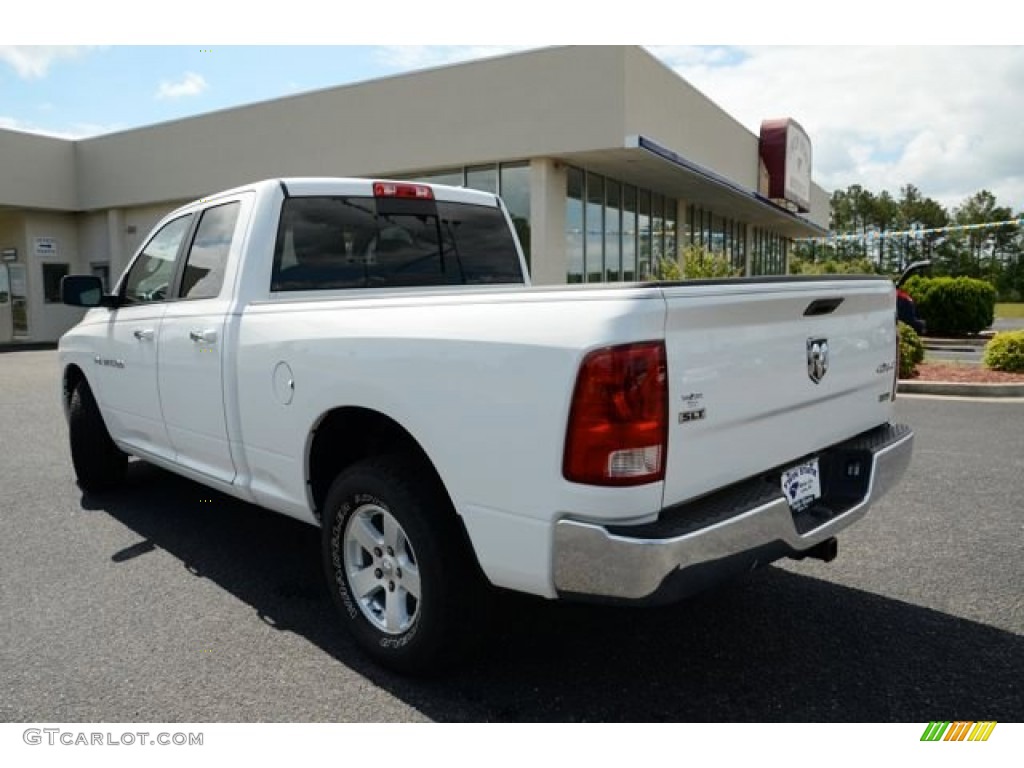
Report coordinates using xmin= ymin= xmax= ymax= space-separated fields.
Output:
xmin=807 ymin=338 xmax=829 ymax=384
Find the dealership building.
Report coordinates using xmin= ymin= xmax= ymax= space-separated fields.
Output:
xmin=0 ymin=45 xmax=828 ymax=344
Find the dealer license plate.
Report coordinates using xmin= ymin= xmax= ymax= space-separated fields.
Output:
xmin=781 ymin=458 xmax=821 ymax=512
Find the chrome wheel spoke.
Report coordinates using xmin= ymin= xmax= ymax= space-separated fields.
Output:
xmin=382 ymin=513 xmax=400 ymax=551
xmin=351 ymin=514 xmax=383 ymax=554
xmin=400 ymin=561 xmax=421 ymax=599
xmin=384 ymin=589 xmax=406 ymax=633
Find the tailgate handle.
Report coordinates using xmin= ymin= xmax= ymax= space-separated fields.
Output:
xmin=804 ymin=298 xmax=844 ymax=316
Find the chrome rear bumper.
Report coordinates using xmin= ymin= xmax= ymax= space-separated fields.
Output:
xmin=553 ymin=423 xmax=913 ymax=603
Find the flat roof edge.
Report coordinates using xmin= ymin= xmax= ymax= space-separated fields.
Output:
xmin=626 ymin=134 xmax=828 ymax=237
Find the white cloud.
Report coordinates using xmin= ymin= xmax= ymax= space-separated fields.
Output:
xmin=650 ymin=46 xmax=1024 ymax=213
xmin=0 ymin=46 xmax=93 ymax=78
xmin=155 ymin=71 xmax=208 ymax=100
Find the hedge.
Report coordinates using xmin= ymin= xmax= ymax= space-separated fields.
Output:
xmin=898 ymin=322 xmax=925 ymax=378
xmin=903 ymin=276 xmax=996 ymax=336
xmin=983 ymin=330 xmax=1024 ymax=373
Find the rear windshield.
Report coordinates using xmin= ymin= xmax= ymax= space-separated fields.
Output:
xmin=271 ymin=195 xmax=524 ymax=291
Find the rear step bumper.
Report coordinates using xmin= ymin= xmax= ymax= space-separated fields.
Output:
xmin=553 ymin=423 xmax=913 ymax=605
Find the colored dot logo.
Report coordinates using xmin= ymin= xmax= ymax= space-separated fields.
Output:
xmin=200 ymin=49 xmax=212 ymax=53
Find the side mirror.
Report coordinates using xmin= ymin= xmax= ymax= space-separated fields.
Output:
xmin=61 ymin=275 xmax=117 ymax=308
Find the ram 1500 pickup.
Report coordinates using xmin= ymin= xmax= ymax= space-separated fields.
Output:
xmin=59 ymin=177 xmax=914 ymax=672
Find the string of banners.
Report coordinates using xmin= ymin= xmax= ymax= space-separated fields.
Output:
xmin=797 ymin=217 xmax=1024 ymax=244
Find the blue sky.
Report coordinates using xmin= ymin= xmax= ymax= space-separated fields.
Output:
xmin=1 ymin=41 xmax=1021 ymax=217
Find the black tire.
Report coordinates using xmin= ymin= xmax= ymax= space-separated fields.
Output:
xmin=321 ymin=455 xmax=481 ymax=674
xmin=69 ymin=379 xmax=128 ymax=493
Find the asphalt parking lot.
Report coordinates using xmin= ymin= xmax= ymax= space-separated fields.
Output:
xmin=1 ymin=350 xmax=1022 ymax=722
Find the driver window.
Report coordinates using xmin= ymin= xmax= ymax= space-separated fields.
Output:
xmin=122 ymin=214 xmax=193 ymax=305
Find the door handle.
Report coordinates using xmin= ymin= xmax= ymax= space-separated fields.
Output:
xmin=133 ymin=328 xmax=155 ymax=341
xmin=189 ymin=329 xmax=218 ymax=343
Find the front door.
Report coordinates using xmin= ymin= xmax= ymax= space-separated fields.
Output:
xmin=94 ymin=214 xmax=194 ymax=459
xmin=0 ymin=265 xmax=12 ymax=342
xmin=8 ymin=264 xmax=28 ymax=337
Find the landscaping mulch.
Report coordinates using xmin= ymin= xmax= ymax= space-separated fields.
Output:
xmin=908 ymin=362 xmax=1024 ymax=383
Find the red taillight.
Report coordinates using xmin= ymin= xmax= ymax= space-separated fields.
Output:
xmin=563 ymin=341 xmax=668 ymax=486
xmin=373 ymin=181 xmax=434 ymax=200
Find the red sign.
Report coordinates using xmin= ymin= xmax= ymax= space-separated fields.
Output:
xmin=760 ymin=118 xmax=812 ymax=213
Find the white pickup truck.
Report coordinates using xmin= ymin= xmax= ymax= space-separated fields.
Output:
xmin=59 ymin=177 xmax=913 ymax=673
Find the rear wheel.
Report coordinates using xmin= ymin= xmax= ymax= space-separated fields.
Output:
xmin=69 ymin=379 xmax=128 ymax=492
xmin=321 ymin=455 xmax=480 ymax=674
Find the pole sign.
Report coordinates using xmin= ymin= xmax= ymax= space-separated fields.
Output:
xmin=759 ymin=118 xmax=813 ymax=213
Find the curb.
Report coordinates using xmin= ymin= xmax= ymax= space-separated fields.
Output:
xmin=0 ymin=342 xmax=58 ymax=353
xmin=923 ymin=337 xmax=990 ymax=349
xmin=898 ymin=379 xmax=1024 ymax=398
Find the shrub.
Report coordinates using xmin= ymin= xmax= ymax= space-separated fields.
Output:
xmin=680 ymin=245 xmax=740 ymax=279
xmin=789 ymin=257 xmax=877 ymax=276
xmin=904 ymin=276 xmax=996 ymax=336
xmin=983 ymin=330 xmax=1024 ymax=373
xmin=653 ymin=257 xmax=682 ymax=281
xmin=898 ymin=321 xmax=925 ymax=378
xmin=653 ymin=245 xmax=740 ymax=281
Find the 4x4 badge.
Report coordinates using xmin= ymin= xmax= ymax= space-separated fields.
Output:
xmin=807 ymin=338 xmax=829 ymax=384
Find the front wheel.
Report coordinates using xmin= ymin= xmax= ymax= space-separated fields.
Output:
xmin=68 ymin=379 xmax=128 ymax=493
xmin=321 ymin=456 xmax=480 ymax=674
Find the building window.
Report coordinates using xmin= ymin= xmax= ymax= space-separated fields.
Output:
xmin=622 ymin=184 xmax=637 ymax=281
xmin=409 ymin=168 xmax=464 ymax=187
xmin=604 ymin=179 xmax=622 ymax=281
xmin=499 ymin=162 xmax=531 ymax=269
xmin=42 ymin=263 xmax=70 ymax=303
xmin=566 ymin=167 xmax=674 ymax=283
xmin=465 ymin=165 xmax=497 ymax=194
xmin=751 ymin=227 xmax=789 ymax=275
xmin=585 ymin=172 xmax=604 ymax=283
xmin=89 ymin=262 xmax=110 ymax=292
xmin=688 ymin=205 xmax=750 ymax=273
xmin=566 ymin=167 xmax=585 ymax=284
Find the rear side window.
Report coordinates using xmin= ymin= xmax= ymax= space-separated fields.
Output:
xmin=180 ymin=202 xmax=241 ymax=300
xmin=271 ymin=196 xmax=523 ymax=291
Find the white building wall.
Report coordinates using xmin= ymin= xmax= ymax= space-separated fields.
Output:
xmin=22 ymin=212 xmax=86 ymax=341
xmin=73 ymin=47 xmax=629 ymax=212
xmin=622 ymin=47 xmax=761 ymax=193
xmin=528 ymin=158 xmax=568 ymax=285
xmin=0 ymin=130 xmax=77 ymax=210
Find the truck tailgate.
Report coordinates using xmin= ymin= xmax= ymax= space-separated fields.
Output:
xmin=659 ymin=278 xmax=898 ymax=509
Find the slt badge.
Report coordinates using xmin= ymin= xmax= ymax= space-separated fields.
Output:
xmin=807 ymin=338 xmax=829 ymax=384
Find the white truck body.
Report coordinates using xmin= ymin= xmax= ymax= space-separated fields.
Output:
xmin=58 ymin=178 xmax=913 ymax=670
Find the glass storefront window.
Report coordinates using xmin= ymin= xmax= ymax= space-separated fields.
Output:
xmin=604 ymin=179 xmax=622 ymax=282
xmin=638 ymin=188 xmax=652 ymax=280
xmin=466 ymin=165 xmax=498 ymax=194
xmin=564 ymin=166 xmax=678 ymax=283
xmin=566 ymin=167 xmax=584 ymax=284
xmin=651 ymin=194 xmax=665 ymax=265
xmin=585 ymin=173 xmax=604 ymax=283
xmin=622 ymin=184 xmax=637 ymax=281
xmin=499 ymin=162 xmax=531 ymax=269
xmin=410 ymin=168 xmax=464 ymax=187
xmin=665 ymin=202 xmax=677 ymax=264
